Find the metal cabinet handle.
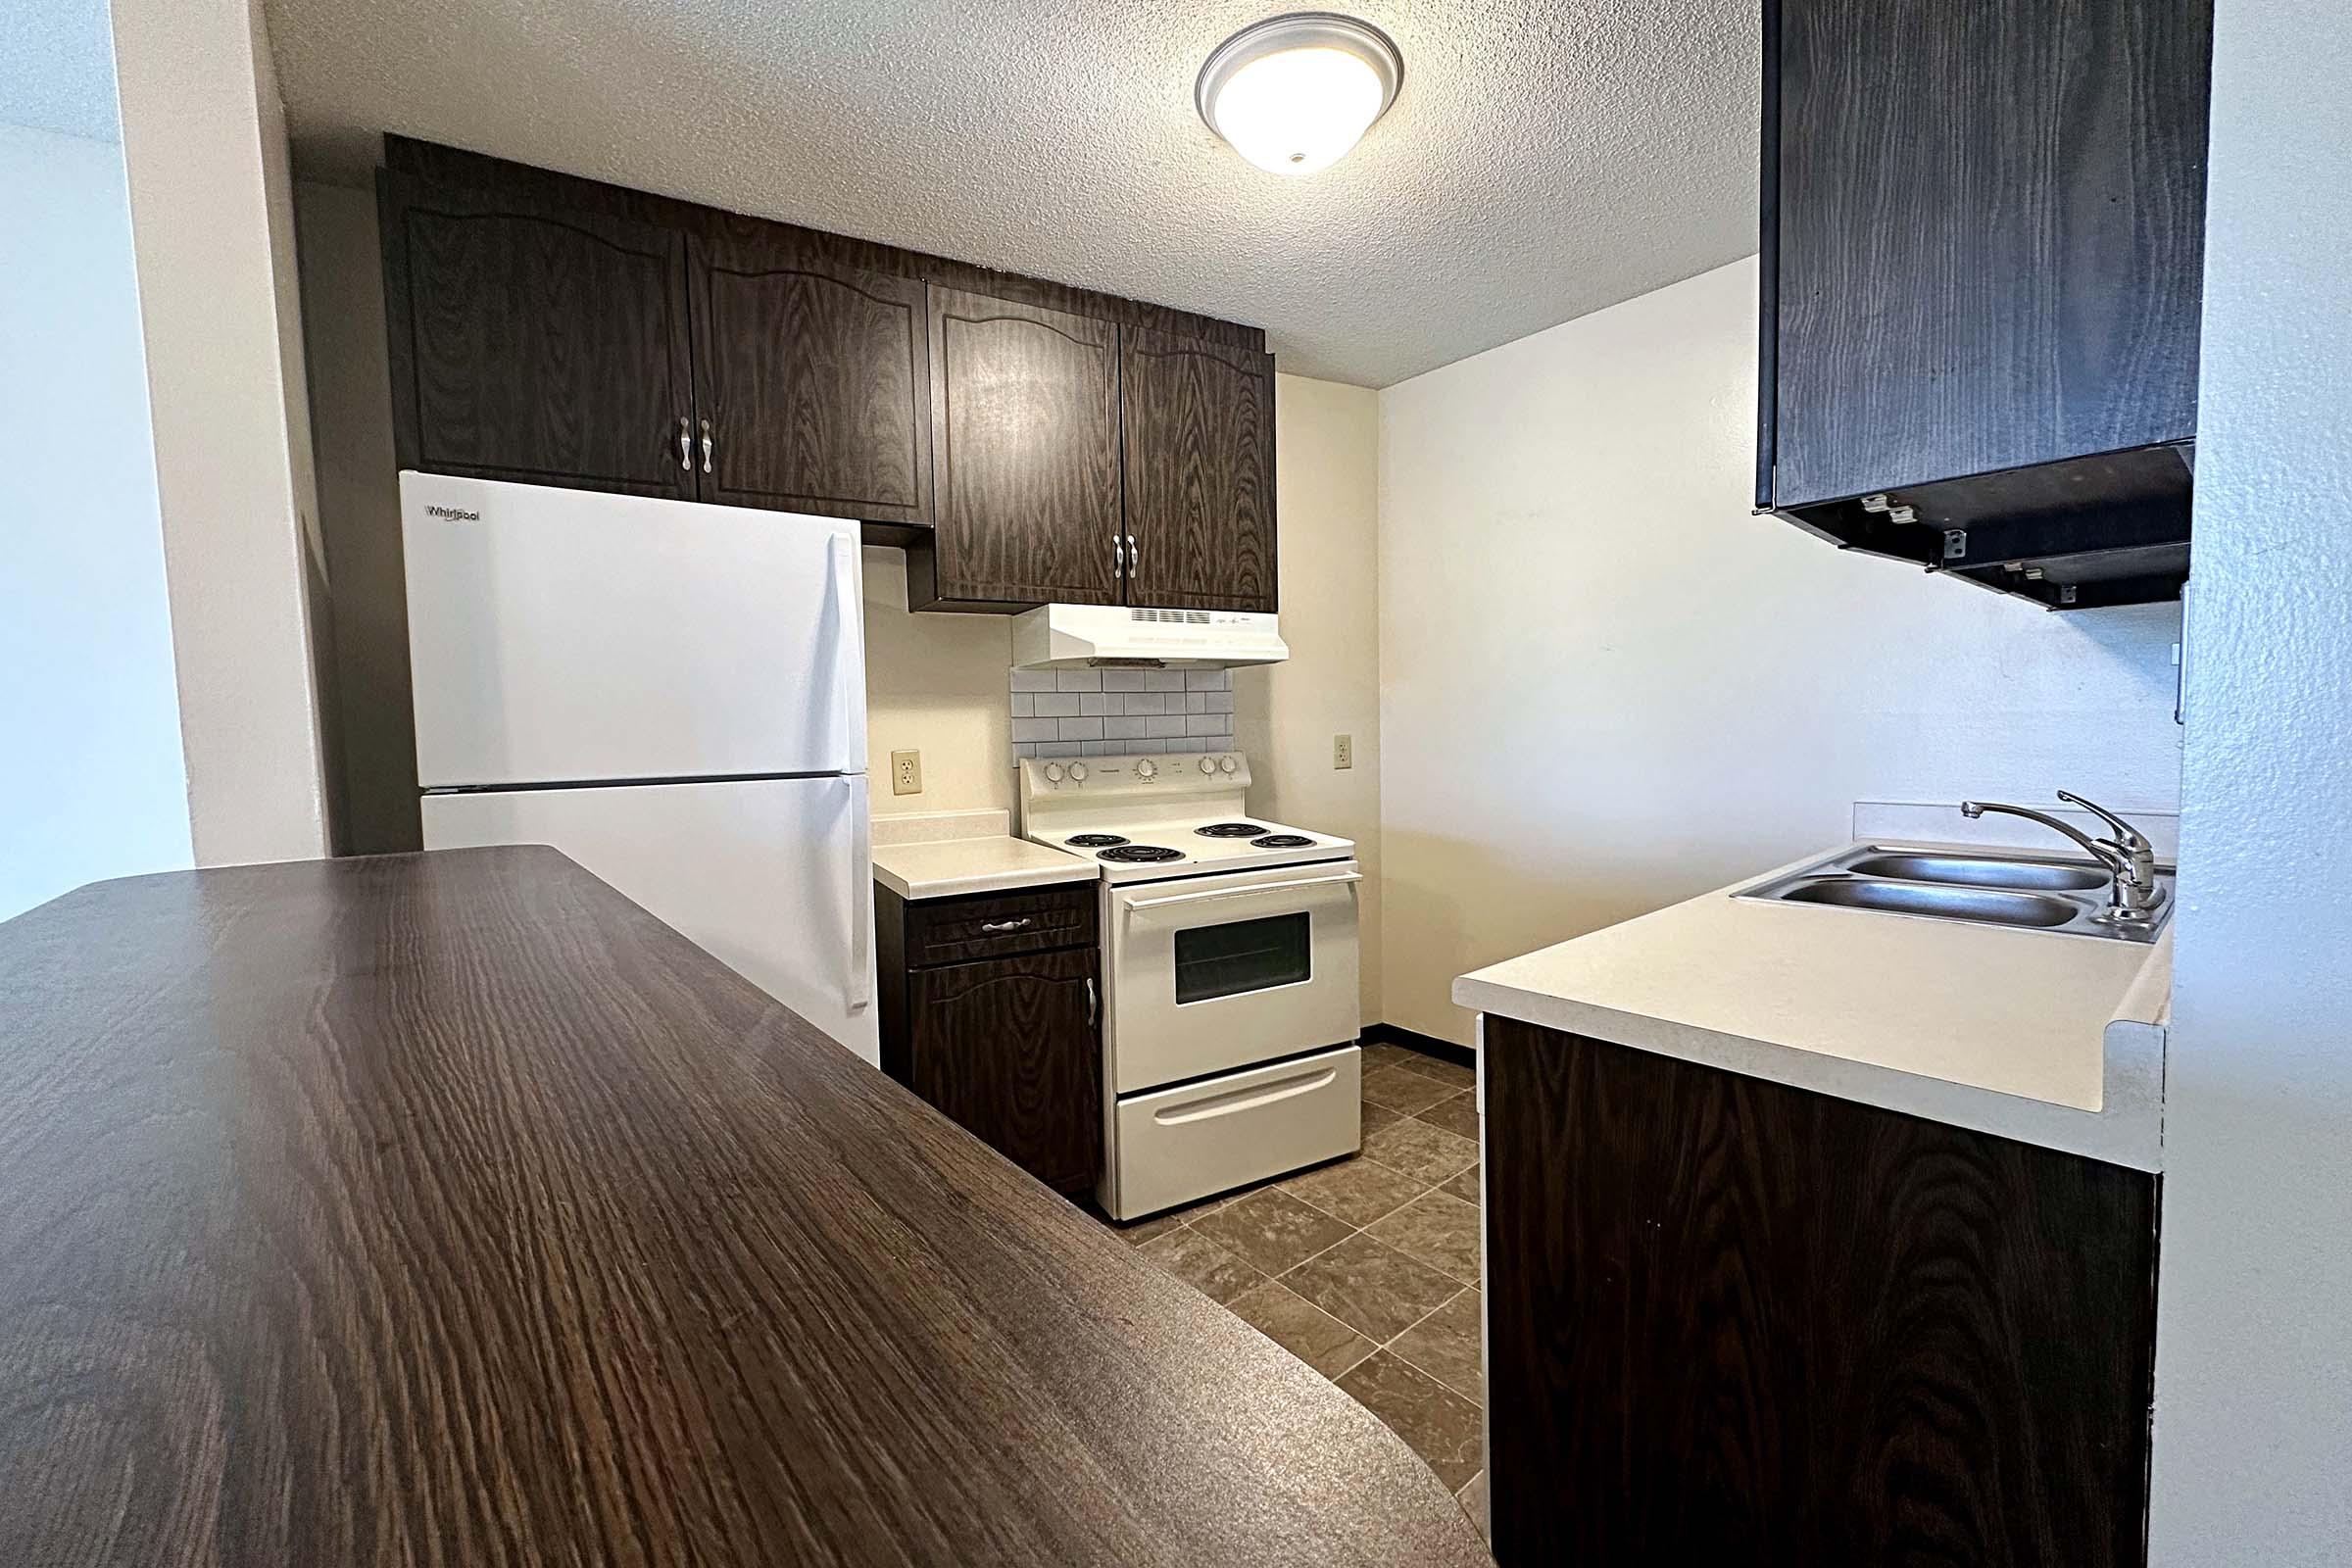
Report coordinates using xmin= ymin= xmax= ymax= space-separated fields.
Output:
xmin=676 ymin=416 xmax=692 ymax=470
xmin=1086 ymin=976 xmax=1098 ymax=1026
xmin=1111 ymin=533 xmax=1126 ymax=575
xmin=700 ymin=417 xmax=713 ymax=474
xmin=978 ymin=917 xmax=1033 ymax=933
xmin=1126 ymin=533 xmax=1139 ymax=575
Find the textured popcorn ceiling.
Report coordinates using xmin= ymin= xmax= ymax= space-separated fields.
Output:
xmin=264 ymin=0 xmax=1758 ymax=386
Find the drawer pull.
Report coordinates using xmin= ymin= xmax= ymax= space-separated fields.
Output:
xmin=978 ymin=917 xmax=1034 ymax=933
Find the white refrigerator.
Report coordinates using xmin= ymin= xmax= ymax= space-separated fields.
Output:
xmin=400 ymin=471 xmax=878 ymax=1062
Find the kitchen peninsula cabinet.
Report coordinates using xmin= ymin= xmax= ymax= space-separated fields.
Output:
xmin=1480 ymin=1012 xmax=2159 ymax=1566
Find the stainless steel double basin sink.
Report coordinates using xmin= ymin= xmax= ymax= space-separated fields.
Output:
xmin=1738 ymin=845 xmax=2175 ymax=943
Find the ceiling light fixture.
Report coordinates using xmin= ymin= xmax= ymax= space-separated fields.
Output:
xmin=1196 ymin=13 xmax=1403 ymax=177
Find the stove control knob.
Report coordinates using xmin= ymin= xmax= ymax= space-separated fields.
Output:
xmin=1137 ymin=760 xmax=1158 ymax=781
xmin=1218 ymin=756 xmax=1238 ymax=774
xmin=1069 ymin=762 xmax=1088 ymax=782
xmin=1044 ymin=762 xmax=1064 ymax=783
xmin=1199 ymin=757 xmax=1215 ymax=774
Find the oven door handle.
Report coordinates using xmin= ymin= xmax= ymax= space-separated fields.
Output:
xmin=1122 ymin=870 xmax=1362 ymax=912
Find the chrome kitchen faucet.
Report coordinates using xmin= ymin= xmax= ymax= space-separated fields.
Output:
xmin=1958 ymin=792 xmax=2165 ymax=927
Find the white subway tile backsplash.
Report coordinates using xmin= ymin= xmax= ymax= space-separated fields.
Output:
xmin=1009 ymin=665 xmax=1237 ymax=772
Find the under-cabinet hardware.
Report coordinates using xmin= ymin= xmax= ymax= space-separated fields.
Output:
xmin=1943 ymin=529 xmax=1968 ymax=560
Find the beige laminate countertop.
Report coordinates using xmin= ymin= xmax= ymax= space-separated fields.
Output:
xmin=869 ymin=809 xmax=1096 ymax=901
xmin=1453 ymin=841 xmax=2172 ymax=1170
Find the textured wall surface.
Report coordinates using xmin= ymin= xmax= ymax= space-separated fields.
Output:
xmin=113 ymin=0 xmax=330 ymax=865
xmin=1235 ymin=376 xmax=1385 ymax=1022
xmin=0 ymin=117 xmax=192 ymax=919
xmin=260 ymin=0 xmax=1755 ymax=387
xmin=2147 ymin=0 xmax=2352 ymax=1557
xmin=1377 ymin=258 xmax=2185 ymax=1045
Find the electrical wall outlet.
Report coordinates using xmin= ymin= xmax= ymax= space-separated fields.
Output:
xmin=891 ymin=749 xmax=923 ymax=796
xmin=1333 ymin=733 xmax=1352 ymax=770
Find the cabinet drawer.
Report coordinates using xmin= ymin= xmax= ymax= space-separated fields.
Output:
xmin=905 ymin=883 xmax=1096 ymax=965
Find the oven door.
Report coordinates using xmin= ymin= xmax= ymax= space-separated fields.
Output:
xmin=1106 ymin=859 xmax=1361 ymax=1095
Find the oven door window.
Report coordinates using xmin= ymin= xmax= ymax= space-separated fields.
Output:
xmin=1173 ymin=911 xmax=1311 ymax=1005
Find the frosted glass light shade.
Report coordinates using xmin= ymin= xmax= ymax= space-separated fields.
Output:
xmin=1198 ymin=15 xmax=1403 ymax=177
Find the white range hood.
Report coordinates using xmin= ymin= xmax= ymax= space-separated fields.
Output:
xmin=1011 ymin=604 xmax=1289 ymax=669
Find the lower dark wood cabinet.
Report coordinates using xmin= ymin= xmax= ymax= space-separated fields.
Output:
xmin=877 ymin=884 xmax=1102 ymax=1195
xmin=1481 ymin=1012 xmax=2158 ymax=1567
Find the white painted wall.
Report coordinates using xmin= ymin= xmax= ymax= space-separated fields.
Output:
xmin=1235 ymin=375 xmax=1384 ymax=1021
xmin=1377 ymin=257 xmax=2185 ymax=1044
xmin=110 ymin=0 xmax=332 ymax=864
xmin=2147 ymin=0 xmax=2352 ymax=1556
xmin=0 ymin=108 xmax=192 ymax=919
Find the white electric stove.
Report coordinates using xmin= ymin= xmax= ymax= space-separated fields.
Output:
xmin=1019 ymin=752 xmax=1362 ymax=1220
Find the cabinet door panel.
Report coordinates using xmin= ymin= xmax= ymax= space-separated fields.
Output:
xmin=926 ymin=288 xmax=1121 ymax=606
xmin=690 ymin=241 xmax=930 ymax=521
xmin=1483 ymin=1014 xmax=2158 ymax=1566
xmin=910 ymin=948 xmax=1102 ymax=1193
xmin=380 ymin=172 xmax=695 ymax=498
xmin=1769 ymin=0 xmax=2210 ymax=506
xmin=1120 ymin=328 xmax=1276 ymax=613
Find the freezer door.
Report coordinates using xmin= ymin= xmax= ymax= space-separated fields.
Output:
xmin=402 ymin=471 xmax=867 ymax=788
xmin=421 ymin=775 xmax=878 ymax=1063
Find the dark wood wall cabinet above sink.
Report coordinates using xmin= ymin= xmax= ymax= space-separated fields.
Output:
xmin=377 ymin=137 xmax=1276 ymax=615
xmin=1757 ymin=0 xmax=2215 ymax=609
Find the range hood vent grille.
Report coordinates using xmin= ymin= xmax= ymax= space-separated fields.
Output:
xmin=1011 ymin=604 xmax=1288 ymax=670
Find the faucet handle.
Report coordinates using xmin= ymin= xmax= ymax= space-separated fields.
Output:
xmin=2056 ymin=791 xmax=2149 ymax=850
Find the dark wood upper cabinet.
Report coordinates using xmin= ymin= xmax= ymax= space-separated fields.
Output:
xmin=372 ymin=142 xmax=1275 ymax=615
xmin=914 ymin=288 xmax=1123 ymax=611
xmin=1760 ymin=0 xmax=2213 ymax=609
xmin=379 ymin=172 xmax=697 ymax=500
xmin=1120 ymin=329 xmax=1278 ymax=614
xmin=687 ymin=238 xmax=931 ymax=523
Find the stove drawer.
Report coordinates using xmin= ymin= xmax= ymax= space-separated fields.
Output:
xmin=905 ymin=883 xmax=1096 ymax=966
xmin=1106 ymin=1045 xmax=1360 ymax=1220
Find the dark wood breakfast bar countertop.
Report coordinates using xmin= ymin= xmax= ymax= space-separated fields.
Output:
xmin=0 ymin=847 xmax=1490 ymax=1567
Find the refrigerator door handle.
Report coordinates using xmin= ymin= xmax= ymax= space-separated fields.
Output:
xmin=845 ymin=774 xmax=873 ymax=1013
xmin=828 ymin=533 xmax=866 ymax=775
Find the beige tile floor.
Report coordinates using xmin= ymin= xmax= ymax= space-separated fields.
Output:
xmin=1103 ymin=1042 xmax=1492 ymax=1546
